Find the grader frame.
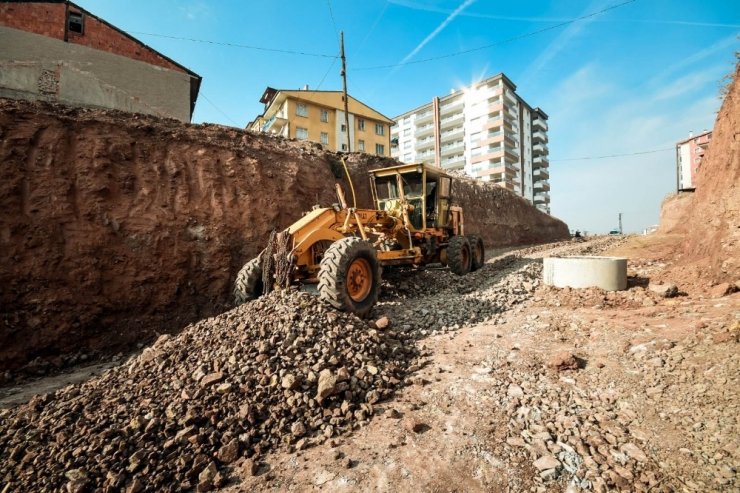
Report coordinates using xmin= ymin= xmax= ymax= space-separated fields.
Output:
xmin=234 ymin=162 xmax=484 ymax=316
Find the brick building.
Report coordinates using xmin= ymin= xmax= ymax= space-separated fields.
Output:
xmin=0 ymin=0 xmax=201 ymax=121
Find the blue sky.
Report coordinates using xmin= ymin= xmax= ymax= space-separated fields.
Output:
xmin=75 ymin=0 xmax=738 ymax=233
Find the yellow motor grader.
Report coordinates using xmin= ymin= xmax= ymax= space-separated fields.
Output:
xmin=233 ymin=162 xmax=484 ymax=316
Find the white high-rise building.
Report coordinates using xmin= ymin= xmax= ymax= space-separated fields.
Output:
xmin=391 ymin=73 xmax=550 ymax=213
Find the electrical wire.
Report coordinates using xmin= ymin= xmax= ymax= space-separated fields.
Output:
xmin=326 ymin=0 xmax=340 ymax=42
xmin=352 ymin=0 xmax=638 ymax=71
xmin=127 ymin=31 xmax=339 ymax=59
xmin=200 ymin=93 xmax=240 ymax=126
xmin=551 ymin=146 xmax=674 ymax=162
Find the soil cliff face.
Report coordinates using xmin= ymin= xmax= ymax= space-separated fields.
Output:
xmin=659 ymin=62 xmax=739 ymax=285
xmin=0 ymin=99 xmax=568 ymax=369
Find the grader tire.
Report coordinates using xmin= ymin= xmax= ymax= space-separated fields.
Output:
xmin=448 ymin=235 xmax=472 ymax=276
xmin=468 ymin=235 xmax=485 ymax=271
xmin=318 ymin=237 xmax=381 ymax=317
xmin=233 ymin=257 xmax=263 ymax=305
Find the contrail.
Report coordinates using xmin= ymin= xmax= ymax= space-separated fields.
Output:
xmin=397 ymin=0 xmax=477 ymax=67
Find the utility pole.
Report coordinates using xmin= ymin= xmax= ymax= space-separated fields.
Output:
xmin=618 ymin=212 xmax=623 ymax=234
xmin=340 ymin=31 xmax=351 ymax=153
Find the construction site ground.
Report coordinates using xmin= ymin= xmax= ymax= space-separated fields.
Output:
xmin=2 ymin=235 xmax=737 ymax=492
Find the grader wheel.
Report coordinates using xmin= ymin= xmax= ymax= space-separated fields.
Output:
xmin=318 ymin=237 xmax=381 ymax=317
xmin=233 ymin=257 xmax=263 ymax=305
xmin=468 ymin=235 xmax=485 ymax=271
xmin=448 ymin=235 xmax=472 ymax=275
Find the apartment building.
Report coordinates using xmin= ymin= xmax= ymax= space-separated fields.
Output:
xmin=391 ymin=73 xmax=550 ymax=213
xmin=248 ymin=87 xmax=394 ymax=155
xmin=675 ymin=130 xmax=711 ymax=191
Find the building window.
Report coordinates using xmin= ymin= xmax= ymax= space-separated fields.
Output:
xmin=296 ymin=103 xmax=308 ymax=117
xmin=296 ymin=127 xmax=308 ymax=140
xmin=404 ymin=153 xmax=412 ymax=161
xmin=404 ymin=141 xmax=412 ymax=149
xmin=375 ymin=123 xmax=385 ymax=136
xmin=341 ymin=143 xmax=347 ymax=151
xmin=358 ymin=118 xmax=365 ymax=131
xmin=320 ymin=109 xmax=329 ymax=122
xmin=403 ymin=128 xmax=411 ymax=137
xmin=320 ymin=132 xmax=329 ymax=145
xmin=68 ymin=12 xmax=84 ymax=34
xmin=358 ymin=140 xmax=365 ymax=152
xmin=376 ymin=144 xmax=385 ymax=155
xmin=341 ymin=124 xmax=346 ymax=132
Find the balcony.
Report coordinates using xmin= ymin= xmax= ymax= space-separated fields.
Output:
xmin=533 ymin=167 xmax=549 ymax=179
xmin=442 ymin=155 xmax=465 ymax=170
xmin=441 ymin=126 xmax=464 ymax=142
xmin=415 ymin=110 xmax=433 ymax=125
xmin=261 ymin=114 xmax=288 ymax=133
xmin=415 ymin=124 xmax=434 ymax=138
xmin=440 ymin=112 xmax=464 ymax=128
xmin=417 ymin=150 xmax=434 ymax=161
xmin=440 ymin=141 xmax=464 ymax=157
xmin=533 ymin=117 xmax=548 ymax=131
xmin=416 ymin=136 xmax=434 ymax=151
xmin=504 ymin=90 xmax=517 ymax=105
xmin=532 ymin=130 xmax=548 ymax=143
xmin=534 ymin=180 xmax=550 ymax=192
xmin=440 ymin=98 xmax=464 ymax=115
xmin=534 ymin=192 xmax=550 ymax=203
xmin=533 ymin=143 xmax=549 ymax=155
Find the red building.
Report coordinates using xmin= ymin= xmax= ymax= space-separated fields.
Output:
xmin=0 ymin=0 xmax=201 ymax=121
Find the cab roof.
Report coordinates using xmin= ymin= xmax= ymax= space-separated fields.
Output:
xmin=369 ymin=162 xmax=453 ymax=179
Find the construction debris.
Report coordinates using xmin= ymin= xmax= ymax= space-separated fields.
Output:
xmin=0 ymin=289 xmax=417 ymax=492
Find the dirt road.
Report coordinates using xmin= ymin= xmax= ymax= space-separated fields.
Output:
xmin=1 ymin=236 xmax=737 ymax=492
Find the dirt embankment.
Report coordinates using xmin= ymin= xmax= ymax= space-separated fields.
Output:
xmin=658 ymin=62 xmax=739 ymax=286
xmin=657 ymin=193 xmax=694 ymax=234
xmin=0 ymin=99 xmax=568 ymax=370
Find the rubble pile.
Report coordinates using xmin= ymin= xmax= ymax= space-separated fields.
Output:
xmin=377 ymin=236 xmax=625 ymax=337
xmin=0 ymin=289 xmax=417 ymax=492
xmin=490 ymin=364 xmax=666 ymax=492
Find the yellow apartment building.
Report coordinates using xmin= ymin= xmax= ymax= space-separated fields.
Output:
xmin=247 ymin=87 xmax=394 ymax=156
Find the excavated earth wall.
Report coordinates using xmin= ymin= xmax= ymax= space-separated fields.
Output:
xmin=0 ymin=99 xmax=569 ymax=370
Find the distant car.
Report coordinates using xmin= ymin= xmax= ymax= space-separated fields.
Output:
xmin=608 ymin=229 xmax=621 ymax=236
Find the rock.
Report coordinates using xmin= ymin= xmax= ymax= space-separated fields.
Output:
xmin=402 ymin=417 xmax=426 ymax=433
xmin=546 ymin=351 xmax=579 ymax=371
xmin=291 ymin=421 xmax=307 ymax=437
xmin=217 ymin=439 xmax=239 ymax=463
xmin=621 ymin=443 xmax=648 ymax=462
xmin=507 ymin=384 xmax=524 ymax=399
xmin=533 ymin=455 xmax=561 ymax=471
xmin=648 ymin=283 xmax=678 ymax=298
xmin=242 ymin=458 xmax=258 ymax=476
xmin=198 ymin=461 xmax=218 ymax=486
xmin=281 ymin=374 xmax=298 ymax=389
xmin=709 ymin=282 xmax=735 ymax=298
xmin=316 ymin=369 xmax=339 ymax=403
xmin=375 ymin=316 xmax=390 ymax=329
xmin=200 ymin=372 xmax=224 ymax=388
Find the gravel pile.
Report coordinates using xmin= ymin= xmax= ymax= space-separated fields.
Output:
xmin=0 ymin=289 xmax=417 ymax=492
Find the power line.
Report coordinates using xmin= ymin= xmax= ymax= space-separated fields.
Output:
xmin=353 ymin=0 xmax=637 ymax=71
xmin=551 ymin=146 xmax=674 ymax=162
xmin=326 ymin=0 xmax=340 ymax=42
xmin=127 ymin=31 xmax=338 ymax=59
xmin=200 ymin=93 xmax=239 ymax=126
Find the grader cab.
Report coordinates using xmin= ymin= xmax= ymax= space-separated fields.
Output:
xmin=234 ymin=162 xmax=485 ymax=316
